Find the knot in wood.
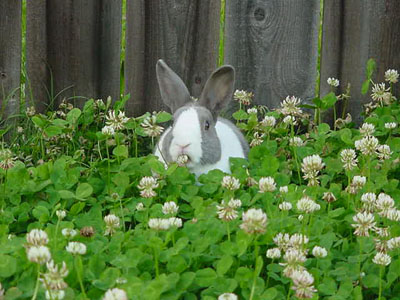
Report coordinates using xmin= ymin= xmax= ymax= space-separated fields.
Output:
xmin=195 ymin=76 xmax=202 ymax=84
xmin=254 ymin=7 xmax=266 ymax=21
xmin=0 ymin=71 xmax=6 ymax=79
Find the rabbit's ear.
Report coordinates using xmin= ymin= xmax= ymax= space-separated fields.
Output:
xmin=156 ymin=59 xmax=191 ymax=113
xmin=198 ymin=65 xmax=235 ymax=120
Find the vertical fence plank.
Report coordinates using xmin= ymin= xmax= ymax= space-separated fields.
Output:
xmin=224 ymin=0 xmax=320 ymax=110
xmin=31 ymin=0 xmax=121 ymax=109
xmin=26 ymin=0 xmax=48 ymax=113
xmin=0 ymin=1 xmax=21 ymax=121
xmin=321 ymin=0 xmax=400 ymax=124
xmin=124 ymin=0 xmax=221 ymax=116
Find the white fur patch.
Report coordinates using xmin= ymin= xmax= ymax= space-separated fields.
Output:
xmin=170 ymin=108 xmax=202 ymax=166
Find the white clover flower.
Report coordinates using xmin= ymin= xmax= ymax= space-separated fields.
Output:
xmin=371 ymin=83 xmax=391 ymax=104
xmin=102 ymin=288 xmax=128 ymax=300
xmin=217 ymin=200 xmax=240 ymax=222
xmin=340 ymin=149 xmax=358 ymax=171
xmin=280 ymin=248 xmax=307 ymax=278
xmin=247 ymin=108 xmax=258 ymax=114
xmin=56 ymin=210 xmax=67 ymax=220
xmin=61 ymin=228 xmax=77 ymax=238
xmin=323 ymin=192 xmax=336 ymax=203
xmin=258 ymin=177 xmax=276 ymax=192
xmin=388 ymin=237 xmax=400 ymax=250
xmin=104 ymin=214 xmax=120 ymax=236
xmin=162 ymin=201 xmax=179 ymax=215
xmin=240 ymin=208 xmax=267 ymax=234
xmin=377 ymin=144 xmax=392 ymax=160
xmin=359 ymin=123 xmax=375 ymax=137
xmin=290 ymin=269 xmax=317 ymax=299
xmin=167 ymin=217 xmax=183 ymax=228
xmin=43 ymin=260 xmax=69 ymax=290
xmin=327 ymin=77 xmax=339 ymax=87
xmin=353 ymin=176 xmax=366 ymax=187
xmin=261 ymin=116 xmax=276 ymax=127
xmin=361 ymin=192 xmax=377 ymax=212
xmin=250 ymin=132 xmax=265 ymax=147
xmin=352 ymin=212 xmax=376 ymax=237
xmin=289 ymin=234 xmax=309 ymax=250
xmin=221 ymin=176 xmax=240 ymax=191
xmin=233 ymin=90 xmax=253 ymax=106
xmin=28 ymin=246 xmax=51 ymax=264
xmin=148 ymin=218 xmax=170 ymax=231
xmin=102 ymin=125 xmax=115 ymax=136
xmin=45 ymin=290 xmax=65 ymax=300
xmin=289 ymin=137 xmax=305 ymax=147
xmin=135 ymin=202 xmax=145 ymax=211
xmin=141 ymin=114 xmax=164 ymax=137
xmin=283 ymin=115 xmax=296 ymax=125
xmin=372 ymin=252 xmax=391 ymax=266
xmin=273 ymin=233 xmax=291 ymax=251
xmin=280 ymin=186 xmax=288 ymax=194
xmin=297 ymin=196 xmax=320 ymax=214
xmin=0 ymin=149 xmax=17 ymax=170
xmin=137 ymin=176 xmax=159 ymax=198
xmin=386 ymin=209 xmax=400 ymax=221
xmin=105 ymin=110 xmax=129 ymax=131
xmin=312 ymin=246 xmax=328 ymax=258
xmin=385 ymin=122 xmax=397 ymax=129
xmin=176 ymin=154 xmax=189 ymax=166
xmin=218 ymin=293 xmax=238 ymax=300
xmin=26 ymin=229 xmax=49 ymax=247
xmin=375 ymin=193 xmax=395 ymax=218
xmin=301 ymin=155 xmax=324 ymax=186
xmin=266 ymin=248 xmax=281 ymax=259
xmin=281 ymin=96 xmax=302 ymax=116
xmin=279 ymin=201 xmax=292 ymax=211
xmin=66 ymin=242 xmax=87 ymax=255
xmin=385 ymin=69 xmax=399 ymax=83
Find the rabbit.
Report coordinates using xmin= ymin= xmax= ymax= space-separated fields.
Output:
xmin=154 ymin=59 xmax=249 ymax=177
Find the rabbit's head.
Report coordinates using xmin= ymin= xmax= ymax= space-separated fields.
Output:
xmin=156 ymin=59 xmax=235 ymax=169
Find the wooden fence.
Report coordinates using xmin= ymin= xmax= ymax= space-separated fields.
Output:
xmin=1 ymin=0 xmax=399 ymax=125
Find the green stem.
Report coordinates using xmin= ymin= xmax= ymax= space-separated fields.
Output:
xmin=105 ymin=141 xmax=111 ymax=194
xmin=358 ymin=238 xmax=363 ymax=285
xmin=378 ymin=265 xmax=383 ymax=300
xmin=54 ymin=218 xmax=61 ymax=249
xmin=75 ymin=256 xmax=87 ymax=299
xmin=31 ymin=264 xmax=41 ymax=300
xmin=249 ymin=242 xmax=259 ymax=300
xmin=226 ymin=222 xmax=231 ymax=242
xmin=333 ymin=105 xmax=337 ymax=131
xmin=286 ymin=282 xmax=293 ymax=300
xmin=119 ymin=197 xmax=125 ymax=232
xmin=154 ymin=246 xmax=159 ymax=278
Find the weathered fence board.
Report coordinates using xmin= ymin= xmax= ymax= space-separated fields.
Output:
xmin=224 ymin=0 xmax=320 ymax=111
xmin=124 ymin=0 xmax=221 ymax=116
xmin=0 ymin=1 xmax=21 ymax=121
xmin=321 ymin=0 xmax=400 ymax=123
xmin=27 ymin=0 xmax=121 ymax=110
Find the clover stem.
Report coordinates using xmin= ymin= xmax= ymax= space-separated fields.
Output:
xmin=378 ymin=265 xmax=383 ymax=300
xmin=226 ymin=222 xmax=231 ymax=242
xmin=31 ymin=264 xmax=41 ymax=300
xmin=75 ymin=256 xmax=87 ymax=298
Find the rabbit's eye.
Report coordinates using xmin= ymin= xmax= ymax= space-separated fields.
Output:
xmin=205 ymin=120 xmax=210 ymax=130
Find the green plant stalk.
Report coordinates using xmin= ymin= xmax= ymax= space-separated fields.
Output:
xmin=31 ymin=264 xmax=41 ymax=300
xmin=249 ymin=242 xmax=259 ymax=300
xmin=75 ymin=256 xmax=87 ymax=298
xmin=105 ymin=141 xmax=111 ymax=194
xmin=367 ymin=155 xmax=372 ymax=185
xmin=119 ymin=197 xmax=125 ymax=232
xmin=286 ymin=281 xmax=293 ymax=300
xmin=115 ymin=133 xmax=121 ymax=165
xmin=226 ymin=222 xmax=231 ymax=242
xmin=378 ymin=265 xmax=383 ymax=300
xmin=358 ymin=237 xmax=363 ymax=285
xmin=218 ymin=0 xmax=226 ymax=66
xmin=333 ymin=105 xmax=337 ymax=130
xmin=347 ymin=172 xmax=351 ymax=210
xmin=291 ymin=123 xmax=302 ymax=185
xmin=154 ymin=246 xmax=159 ymax=278
xmin=54 ymin=217 xmax=61 ymax=249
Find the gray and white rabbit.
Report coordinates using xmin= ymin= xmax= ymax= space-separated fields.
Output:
xmin=154 ymin=59 xmax=249 ymax=177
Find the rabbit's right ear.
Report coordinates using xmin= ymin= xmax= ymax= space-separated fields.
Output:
xmin=156 ymin=59 xmax=191 ymax=113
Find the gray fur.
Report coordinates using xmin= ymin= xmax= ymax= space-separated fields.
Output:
xmin=218 ymin=117 xmax=250 ymax=157
xmin=195 ymin=106 xmax=222 ymax=164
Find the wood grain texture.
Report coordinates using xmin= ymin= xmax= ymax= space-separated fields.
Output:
xmin=124 ymin=0 xmax=221 ymax=116
xmin=324 ymin=0 xmax=400 ymax=124
xmin=224 ymin=0 xmax=320 ymax=111
xmin=0 ymin=1 xmax=21 ymax=120
xmin=45 ymin=0 xmax=121 ymax=108
xmin=26 ymin=0 xmax=48 ymax=113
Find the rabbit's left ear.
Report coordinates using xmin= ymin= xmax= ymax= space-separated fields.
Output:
xmin=156 ymin=59 xmax=191 ymax=113
xmin=198 ymin=65 xmax=235 ymax=120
